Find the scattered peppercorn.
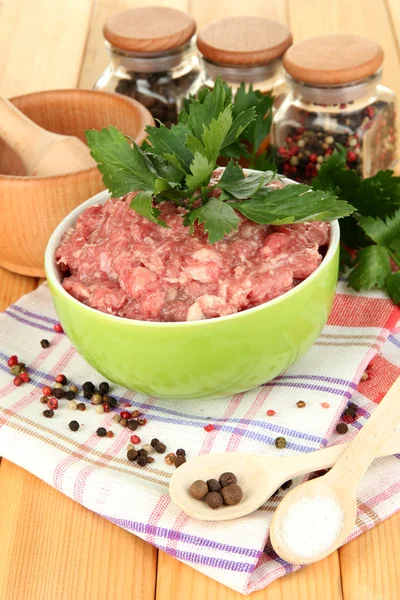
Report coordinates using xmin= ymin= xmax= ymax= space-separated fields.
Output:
xmin=174 ymin=455 xmax=186 ymax=468
xmin=120 ymin=418 xmax=128 ymax=428
xmin=296 ymin=400 xmax=306 ymax=408
xmin=221 ymin=484 xmax=243 ymax=506
xmin=127 ymin=420 xmax=139 ymax=431
xmin=137 ymin=418 xmax=147 ymax=426
xmin=189 ymin=480 xmax=209 ymax=500
xmin=361 ymin=371 xmax=369 ymax=382
xmin=77 ymin=403 xmax=86 ymax=411
xmin=13 ymin=376 xmax=22 ymax=386
xmin=95 ymin=405 xmax=105 ymax=414
xmin=92 ymin=393 xmax=103 ymax=405
xmin=336 ymin=422 xmax=349 ymax=434
xmin=68 ymin=400 xmax=78 ymax=410
xmin=127 ymin=449 xmax=138 ymax=462
xmin=113 ymin=413 xmax=121 ymax=423
xmin=207 ymin=479 xmax=221 ymax=493
xmin=40 ymin=396 xmax=48 ymax=404
xmin=99 ymin=382 xmax=110 ymax=395
xmin=53 ymin=382 xmax=63 ymax=389
xmin=43 ymin=409 xmax=54 ymax=418
xmin=142 ymin=444 xmax=154 ymax=454
xmin=69 ymin=385 xmax=78 ymax=395
xmin=275 ymin=436 xmax=287 ymax=449
xmin=204 ymin=424 xmax=215 ymax=432
xmin=47 ymin=398 xmax=58 ymax=410
xmin=7 ymin=355 xmax=18 ymax=367
xmin=266 ymin=409 xmax=276 ymax=417
xmin=64 ymin=391 xmax=76 ymax=400
xmin=103 ymin=403 xmax=111 ymax=413
xmin=52 ymin=388 xmax=65 ymax=399
xmin=10 ymin=364 xmax=23 ymax=376
xmin=120 ymin=411 xmax=131 ymax=420
xmin=154 ymin=441 xmax=166 ymax=454
xmin=281 ymin=480 xmax=292 ymax=490
xmin=20 ymin=372 xmax=30 ymax=383
xmin=342 ymin=414 xmax=354 ymax=424
xmin=130 ymin=435 xmax=141 ymax=444
xmin=147 ymin=456 xmax=155 ymax=464
xmin=138 ymin=448 xmax=148 ymax=457
xmin=96 ymin=427 xmax=107 ymax=437
xmin=176 ymin=449 xmax=186 ymax=457
xmin=53 ymin=322 xmax=64 ymax=333
xmin=42 ymin=385 xmax=52 ymax=396
xmin=137 ymin=455 xmax=148 ymax=467
xmin=83 ymin=381 xmax=95 ymax=395
xmin=321 ymin=402 xmax=330 ymax=409
xmin=69 ymin=420 xmax=80 ymax=431
xmin=106 ymin=431 xmax=114 ymax=438
xmin=55 ymin=374 xmax=67 ymax=385
xmin=165 ymin=453 xmax=176 ymax=465
xmin=105 ymin=396 xmax=118 ymax=408
xmin=131 ymin=410 xmax=141 ymax=418
xmin=40 ymin=339 xmax=50 ymax=348
xmin=205 ymin=492 xmax=223 ymax=509
xmin=219 ymin=472 xmax=237 ymax=488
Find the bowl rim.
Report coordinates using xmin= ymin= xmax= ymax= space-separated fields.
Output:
xmin=45 ymin=173 xmax=340 ymax=328
xmin=0 ymin=89 xmax=153 ymax=182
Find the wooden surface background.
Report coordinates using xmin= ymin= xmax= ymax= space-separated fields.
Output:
xmin=1 ymin=0 xmax=400 ymax=598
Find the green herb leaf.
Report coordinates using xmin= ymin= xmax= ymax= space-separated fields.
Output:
xmin=145 ymin=122 xmax=193 ymax=173
xmin=232 ymin=185 xmax=354 ymax=224
xmin=358 ymin=209 xmax=400 ymax=254
xmin=187 ymin=78 xmax=228 ymax=139
xmin=218 ymin=161 xmax=269 ymax=199
xmin=386 ymin=271 xmax=400 ymax=304
xmin=186 ymin=198 xmax=240 ymax=244
xmin=186 ymin=152 xmax=214 ymax=192
xmin=200 ymin=105 xmax=233 ymax=163
xmin=347 ymin=245 xmax=392 ymax=291
xmin=221 ymin=107 xmax=256 ymax=148
xmin=130 ymin=190 xmax=168 ymax=227
xmin=85 ymin=126 xmax=157 ymax=197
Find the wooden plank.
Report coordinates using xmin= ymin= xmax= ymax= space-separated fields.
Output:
xmin=156 ymin=550 xmax=342 ymax=600
xmin=385 ymin=0 xmax=400 ymax=54
xmin=0 ymin=0 xmax=94 ymax=97
xmin=0 ymin=459 xmax=157 ymax=600
xmin=0 ymin=267 xmax=37 ymax=311
xmin=339 ymin=515 xmax=400 ymax=600
xmin=79 ymin=0 xmax=190 ymax=90
xmin=190 ymin=0 xmax=288 ymax=29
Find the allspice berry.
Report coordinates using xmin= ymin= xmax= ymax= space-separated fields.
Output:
xmin=207 ymin=479 xmax=221 ymax=493
xmin=205 ymin=492 xmax=223 ymax=509
xmin=221 ymin=484 xmax=243 ymax=506
xmin=174 ymin=455 xmax=186 ymax=468
xmin=275 ymin=436 xmax=287 ymax=449
xmin=219 ymin=472 xmax=237 ymax=488
xmin=127 ymin=449 xmax=138 ymax=462
xmin=189 ymin=480 xmax=208 ymax=500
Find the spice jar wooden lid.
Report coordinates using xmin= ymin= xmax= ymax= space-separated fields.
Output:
xmin=283 ymin=35 xmax=384 ymax=85
xmin=197 ymin=16 xmax=292 ymax=66
xmin=104 ymin=6 xmax=196 ymax=53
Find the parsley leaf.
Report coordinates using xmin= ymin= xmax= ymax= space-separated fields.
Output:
xmin=130 ymin=191 xmax=167 ymax=227
xmin=186 ymin=199 xmax=240 ymax=243
xmin=186 ymin=152 xmax=214 ymax=192
xmin=358 ymin=210 xmax=400 ymax=254
xmin=347 ymin=246 xmax=392 ymax=291
xmin=145 ymin=122 xmax=193 ymax=173
xmin=218 ymin=161 xmax=269 ymax=199
xmin=85 ymin=126 xmax=157 ymax=196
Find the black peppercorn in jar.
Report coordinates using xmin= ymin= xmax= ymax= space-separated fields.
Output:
xmin=197 ymin=17 xmax=292 ymax=103
xmin=272 ymin=35 xmax=397 ymax=183
xmin=94 ymin=6 xmax=203 ymax=127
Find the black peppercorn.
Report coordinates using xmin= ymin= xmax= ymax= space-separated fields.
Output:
xmin=127 ymin=449 xmax=138 ymax=462
xmin=151 ymin=438 xmax=159 ymax=448
xmin=64 ymin=390 xmax=76 ymax=401
xmin=154 ymin=441 xmax=166 ymax=454
xmin=205 ymin=492 xmax=223 ymax=509
xmin=99 ymin=382 xmax=110 ymax=395
xmin=219 ymin=472 xmax=237 ymax=488
xmin=189 ymin=480 xmax=208 ymax=499
xmin=138 ymin=448 xmax=148 ymax=457
xmin=105 ymin=395 xmax=118 ymax=408
xmin=40 ymin=339 xmax=50 ymax=348
xmin=174 ymin=455 xmax=186 ymax=468
xmin=207 ymin=479 xmax=221 ymax=493
xmin=137 ymin=455 xmax=148 ymax=467
xmin=127 ymin=419 xmax=139 ymax=431
xmin=69 ymin=420 xmax=80 ymax=432
xmin=221 ymin=484 xmax=243 ymax=506
xmin=176 ymin=449 xmax=186 ymax=457
xmin=52 ymin=388 xmax=65 ymax=399
xmin=43 ymin=409 xmax=54 ymax=418
xmin=83 ymin=381 xmax=95 ymax=393
xmin=96 ymin=427 xmax=107 ymax=437
xmin=336 ymin=422 xmax=349 ymax=434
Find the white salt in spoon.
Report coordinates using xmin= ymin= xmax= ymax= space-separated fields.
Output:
xmin=169 ymin=415 xmax=400 ymax=522
xmin=270 ymin=376 xmax=400 ymax=564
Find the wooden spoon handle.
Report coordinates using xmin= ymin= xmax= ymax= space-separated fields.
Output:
xmin=327 ymin=376 xmax=400 ymax=493
xmin=0 ymin=96 xmax=52 ymax=171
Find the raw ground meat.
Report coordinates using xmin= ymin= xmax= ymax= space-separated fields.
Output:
xmin=56 ymin=186 xmax=330 ymax=322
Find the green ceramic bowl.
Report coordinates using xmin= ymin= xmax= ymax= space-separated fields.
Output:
xmin=45 ymin=177 xmax=339 ymax=400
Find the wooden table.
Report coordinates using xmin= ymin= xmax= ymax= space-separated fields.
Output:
xmin=1 ymin=0 xmax=400 ymax=598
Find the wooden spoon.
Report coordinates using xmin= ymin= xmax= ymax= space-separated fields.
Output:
xmin=0 ymin=95 xmax=96 ymax=176
xmin=270 ymin=376 xmax=400 ymax=564
xmin=169 ymin=423 xmax=400 ymax=522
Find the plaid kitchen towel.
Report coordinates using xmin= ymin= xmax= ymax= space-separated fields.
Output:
xmin=0 ymin=281 xmax=399 ymax=595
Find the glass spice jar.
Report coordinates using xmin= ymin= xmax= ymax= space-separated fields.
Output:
xmin=196 ymin=16 xmax=293 ymax=103
xmin=272 ymin=35 xmax=397 ymax=183
xmin=94 ymin=6 xmax=203 ymax=127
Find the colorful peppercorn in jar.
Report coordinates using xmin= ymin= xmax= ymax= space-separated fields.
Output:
xmin=272 ymin=35 xmax=397 ymax=183
xmin=196 ymin=16 xmax=292 ymax=102
xmin=94 ymin=6 xmax=203 ymax=127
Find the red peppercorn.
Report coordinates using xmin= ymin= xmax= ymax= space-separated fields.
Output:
xmin=47 ymin=398 xmax=58 ymax=410
xmin=325 ymin=148 xmax=333 ymax=156
xmin=290 ymin=166 xmax=297 ymax=174
xmin=130 ymin=435 xmax=141 ymax=444
xmin=266 ymin=409 xmax=276 ymax=417
xmin=347 ymin=151 xmax=357 ymax=162
xmin=55 ymin=374 xmax=66 ymax=384
xmin=309 ymin=153 xmax=317 ymax=162
xmin=278 ymin=146 xmax=287 ymax=156
xmin=20 ymin=372 xmax=30 ymax=383
xmin=120 ymin=411 xmax=131 ymax=419
xmin=321 ymin=402 xmax=330 ymax=409
xmin=283 ymin=162 xmax=290 ymax=172
xmin=204 ymin=424 xmax=215 ymax=432
xmin=339 ymin=103 xmax=347 ymax=109
xmin=54 ymin=322 xmax=64 ymax=333
xmin=103 ymin=403 xmax=110 ymax=413
xmin=42 ymin=385 xmax=52 ymax=396
xmin=7 ymin=355 xmax=18 ymax=367
xmin=342 ymin=414 xmax=354 ymax=424
xmin=13 ymin=376 xmax=22 ymax=386
xmin=137 ymin=418 xmax=147 ymax=426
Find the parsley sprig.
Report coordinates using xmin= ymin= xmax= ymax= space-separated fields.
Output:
xmin=86 ymin=77 xmax=354 ymax=245
xmin=313 ymin=148 xmax=400 ymax=304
